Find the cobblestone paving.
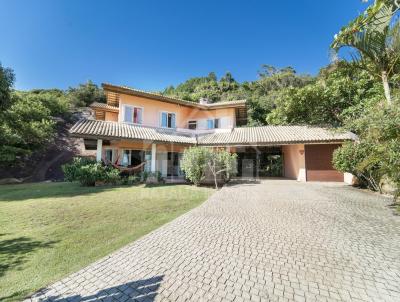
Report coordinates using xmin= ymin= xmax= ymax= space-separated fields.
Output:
xmin=28 ymin=180 xmax=400 ymax=302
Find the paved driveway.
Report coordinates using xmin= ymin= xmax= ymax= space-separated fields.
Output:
xmin=29 ymin=180 xmax=400 ymax=302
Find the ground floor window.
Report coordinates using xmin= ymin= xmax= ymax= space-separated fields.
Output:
xmin=121 ymin=149 xmax=152 ymax=171
xmin=104 ymin=149 xmax=114 ymax=163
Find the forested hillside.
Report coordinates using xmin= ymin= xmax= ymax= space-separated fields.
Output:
xmin=0 ymin=64 xmax=106 ymax=181
xmin=162 ymin=62 xmax=386 ymax=127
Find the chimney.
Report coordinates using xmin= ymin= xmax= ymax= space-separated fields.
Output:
xmin=199 ymin=97 xmax=210 ymax=105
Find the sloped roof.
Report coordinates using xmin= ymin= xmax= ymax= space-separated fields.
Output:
xmin=102 ymin=83 xmax=247 ymax=109
xmin=197 ymin=126 xmax=355 ymax=146
xmin=70 ymin=119 xmax=196 ymax=144
xmin=90 ymin=102 xmax=119 ymax=112
xmin=70 ymin=120 xmax=355 ymax=146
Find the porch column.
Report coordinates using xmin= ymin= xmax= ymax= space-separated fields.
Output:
xmin=151 ymin=143 xmax=157 ymax=172
xmin=96 ymin=139 xmax=103 ymax=162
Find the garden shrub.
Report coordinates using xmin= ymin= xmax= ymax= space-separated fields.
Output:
xmin=180 ymin=147 xmax=210 ymax=186
xmin=333 ymin=104 xmax=400 ymax=201
xmin=333 ymin=142 xmax=382 ymax=191
xmin=181 ymin=147 xmax=237 ymax=188
xmin=120 ymin=174 xmax=141 ymax=185
xmin=62 ymin=157 xmax=120 ymax=186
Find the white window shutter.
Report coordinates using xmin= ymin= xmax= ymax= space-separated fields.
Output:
xmin=220 ymin=117 xmax=231 ymax=128
xmin=137 ymin=108 xmax=143 ymax=124
xmin=171 ymin=114 xmax=176 ymax=128
xmin=124 ymin=106 xmax=132 ymax=122
xmin=198 ymin=119 xmax=207 ymax=129
xmin=161 ymin=112 xmax=168 ymax=127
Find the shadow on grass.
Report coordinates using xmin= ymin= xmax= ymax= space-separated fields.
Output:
xmin=1 ymin=290 xmax=32 ymax=302
xmin=0 ymin=182 xmax=122 ymax=202
xmin=144 ymin=182 xmax=189 ymax=188
xmin=0 ymin=234 xmax=58 ymax=278
xmin=226 ymin=179 xmax=262 ymax=186
xmin=34 ymin=275 xmax=164 ymax=302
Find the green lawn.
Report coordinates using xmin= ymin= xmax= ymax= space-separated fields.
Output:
xmin=0 ymin=182 xmax=213 ymax=301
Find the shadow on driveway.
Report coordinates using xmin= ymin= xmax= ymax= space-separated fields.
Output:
xmin=37 ymin=275 xmax=164 ymax=302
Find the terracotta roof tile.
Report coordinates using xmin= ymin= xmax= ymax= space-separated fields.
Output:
xmin=90 ymin=102 xmax=119 ymax=112
xmin=70 ymin=120 xmax=355 ymax=146
xmin=197 ymin=126 xmax=355 ymax=145
xmin=70 ymin=119 xmax=196 ymax=144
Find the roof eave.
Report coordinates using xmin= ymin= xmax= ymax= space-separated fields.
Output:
xmin=69 ymin=131 xmax=195 ymax=145
xmin=89 ymin=103 xmax=119 ymax=113
xmin=198 ymin=139 xmax=353 ymax=147
xmin=102 ymin=83 xmax=247 ymax=110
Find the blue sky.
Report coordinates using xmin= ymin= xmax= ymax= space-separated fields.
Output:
xmin=0 ymin=0 xmax=369 ymax=91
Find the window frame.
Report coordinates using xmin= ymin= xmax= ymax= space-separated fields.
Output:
xmin=104 ymin=148 xmax=115 ymax=163
xmin=121 ymin=149 xmax=152 ymax=171
xmin=207 ymin=118 xmax=220 ymax=129
xmin=214 ymin=118 xmax=220 ymax=129
xmin=122 ymin=104 xmax=144 ymax=125
xmin=188 ymin=120 xmax=197 ymax=130
xmin=159 ymin=111 xmax=177 ymax=129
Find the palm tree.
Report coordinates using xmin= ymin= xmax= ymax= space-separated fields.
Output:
xmin=331 ymin=0 xmax=400 ymax=104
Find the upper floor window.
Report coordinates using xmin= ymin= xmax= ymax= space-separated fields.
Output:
xmin=207 ymin=118 xmax=220 ymax=129
xmin=161 ymin=112 xmax=176 ymax=128
xmin=124 ymin=105 xmax=143 ymax=124
xmin=188 ymin=120 xmax=197 ymax=130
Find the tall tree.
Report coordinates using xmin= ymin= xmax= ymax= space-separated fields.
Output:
xmin=67 ymin=80 xmax=106 ymax=107
xmin=267 ymin=62 xmax=383 ymax=127
xmin=0 ymin=62 xmax=15 ymax=110
xmin=331 ymin=0 xmax=400 ymax=103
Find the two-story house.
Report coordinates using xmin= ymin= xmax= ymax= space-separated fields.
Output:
xmin=70 ymin=83 xmax=355 ymax=182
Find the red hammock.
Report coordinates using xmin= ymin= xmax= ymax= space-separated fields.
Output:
xmin=104 ymin=154 xmax=146 ymax=175
xmin=111 ymin=162 xmax=146 ymax=174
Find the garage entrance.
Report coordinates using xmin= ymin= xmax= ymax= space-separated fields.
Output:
xmin=305 ymin=144 xmax=343 ymax=182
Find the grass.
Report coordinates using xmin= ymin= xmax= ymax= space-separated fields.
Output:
xmin=0 ymin=182 xmax=213 ymax=301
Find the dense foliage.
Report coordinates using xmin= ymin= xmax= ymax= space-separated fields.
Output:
xmin=62 ymin=157 xmax=120 ymax=186
xmin=181 ymin=147 xmax=237 ymax=188
xmin=206 ymin=149 xmax=237 ymax=189
xmin=332 ymin=0 xmax=400 ymax=104
xmin=267 ymin=62 xmax=383 ymax=126
xmin=180 ymin=147 xmax=209 ymax=186
xmin=67 ymin=80 xmax=106 ymax=107
xmin=0 ymin=68 xmax=65 ymax=164
xmin=330 ymin=0 xmax=400 ymax=200
xmin=163 ymin=66 xmax=313 ymax=126
xmin=0 ymin=63 xmax=105 ymax=168
xmin=334 ymin=104 xmax=400 ymax=197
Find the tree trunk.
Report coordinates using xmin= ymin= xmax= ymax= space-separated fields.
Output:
xmin=382 ymin=71 xmax=392 ymax=105
xmin=208 ymin=161 xmax=219 ymax=189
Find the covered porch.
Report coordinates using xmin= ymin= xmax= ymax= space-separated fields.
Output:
xmin=91 ymin=138 xmax=188 ymax=180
